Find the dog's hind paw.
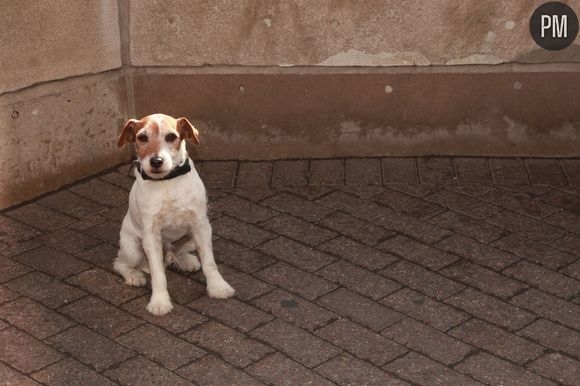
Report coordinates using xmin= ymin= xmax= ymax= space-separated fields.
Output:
xmin=207 ymin=279 xmax=235 ymax=299
xmin=146 ymin=297 xmax=174 ymax=316
xmin=125 ymin=270 xmax=147 ymax=287
xmin=174 ymin=252 xmax=201 ymax=272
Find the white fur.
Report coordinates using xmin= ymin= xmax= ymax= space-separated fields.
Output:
xmin=114 ymin=115 xmax=234 ymax=316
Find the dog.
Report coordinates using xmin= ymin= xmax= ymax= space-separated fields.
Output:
xmin=114 ymin=113 xmax=234 ymax=316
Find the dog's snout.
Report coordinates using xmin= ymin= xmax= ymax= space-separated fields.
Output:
xmin=150 ymin=157 xmax=164 ymax=169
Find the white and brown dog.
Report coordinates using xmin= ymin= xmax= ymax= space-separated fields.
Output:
xmin=114 ymin=113 xmax=234 ymax=316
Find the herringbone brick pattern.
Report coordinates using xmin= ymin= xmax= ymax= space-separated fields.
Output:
xmin=1 ymin=157 xmax=579 ymax=385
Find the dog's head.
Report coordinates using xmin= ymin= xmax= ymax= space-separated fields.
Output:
xmin=117 ymin=114 xmax=199 ymax=179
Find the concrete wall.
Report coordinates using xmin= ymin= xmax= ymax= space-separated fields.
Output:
xmin=0 ymin=0 xmax=127 ymax=208
xmin=1 ymin=0 xmax=579 ymax=208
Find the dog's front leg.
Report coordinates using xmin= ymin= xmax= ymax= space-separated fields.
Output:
xmin=142 ymin=226 xmax=174 ymax=316
xmin=191 ymin=216 xmax=235 ymax=299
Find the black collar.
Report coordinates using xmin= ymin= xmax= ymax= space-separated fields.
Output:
xmin=133 ymin=159 xmax=192 ymax=181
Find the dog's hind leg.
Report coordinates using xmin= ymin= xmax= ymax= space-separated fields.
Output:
xmin=171 ymin=235 xmax=201 ymax=272
xmin=114 ymin=220 xmax=147 ymax=287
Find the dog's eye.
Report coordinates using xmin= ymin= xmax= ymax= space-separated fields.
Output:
xmin=165 ymin=133 xmax=178 ymax=142
xmin=137 ymin=134 xmax=148 ymax=143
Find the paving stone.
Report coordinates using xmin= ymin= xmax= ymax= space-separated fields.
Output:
xmin=233 ymin=187 xmax=277 ymax=203
xmin=0 ymin=215 xmax=41 ymax=244
xmin=562 ymin=159 xmax=580 ymax=187
xmin=0 ymin=297 xmax=75 ymax=339
xmin=435 ymin=234 xmax=518 ymax=271
xmin=372 ymin=188 xmax=445 ymax=220
xmin=527 ymin=353 xmax=579 ymax=386
xmin=69 ymin=179 xmax=129 ymax=207
xmin=346 ymin=158 xmax=382 ymax=185
xmin=318 ymin=236 xmax=398 ymax=271
xmin=317 ymin=352 xmax=407 ymax=386
xmin=518 ymin=318 xmax=580 ymax=358
xmin=381 ymin=260 xmax=464 ymax=300
xmin=448 ymin=185 xmax=495 ymax=198
xmin=503 ymin=260 xmax=579 ymax=299
xmin=12 ymin=246 xmax=90 ymax=279
xmin=279 ymin=185 xmax=336 ymax=200
xmin=429 ymin=210 xmax=507 ymax=243
xmin=489 ymin=158 xmax=530 ymax=185
xmin=0 ymin=284 xmax=19 ymax=304
xmin=425 ymin=189 xmax=500 ymax=219
xmin=316 ymin=190 xmax=386 ymax=220
xmin=182 ymin=321 xmax=273 ymax=367
xmin=164 ymin=270 xmax=206 ymax=304
xmin=480 ymin=189 xmax=559 ymax=219
xmin=75 ymin=243 xmax=117 ymax=270
xmin=456 ymin=352 xmax=556 ymax=386
xmin=271 ymin=160 xmax=308 ymax=186
xmin=441 ymin=260 xmax=528 ymax=298
xmin=0 ymin=362 xmax=39 ymax=386
xmin=116 ymin=324 xmax=205 ymax=370
xmin=560 ymin=258 xmax=580 ymax=281
xmin=318 ymin=260 xmax=401 ymax=299
xmin=261 ymin=192 xmax=335 ymax=222
xmin=177 ymin=355 xmax=264 ymax=386
xmin=105 ymin=356 xmax=193 ymax=386
xmin=317 ymin=288 xmax=403 ymax=331
xmin=309 ymin=159 xmax=344 ymax=185
xmin=382 ymin=318 xmax=473 ymax=365
xmin=526 ymin=159 xmax=568 ymax=186
xmin=385 ymin=352 xmax=483 ymax=386
xmin=46 ymin=325 xmax=135 ymax=371
xmin=218 ymin=265 xmax=275 ymax=301
xmin=512 ymin=289 xmax=580 ymax=330
xmin=37 ymin=190 xmax=106 ymax=219
xmin=260 ymin=215 xmax=337 ymax=247
xmin=211 ymin=194 xmax=277 ymax=224
xmin=250 ymin=319 xmax=340 ymax=368
xmin=66 ymin=267 xmax=146 ymax=305
xmin=67 ymin=214 xmax=108 ymax=232
xmin=381 ymin=158 xmax=419 ymax=184
xmin=236 ymin=161 xmax=273 ymax=188
xmin=446 ymin=288 xmax=535 ymax=331
xmin=99 ymin=171 xmax=135 ymax=191
xmin=373 ymin=208 xmax=452 ymax=243
xmin=417 ymin=157 xmax=455 ymax=185
xmin=257 ymin=236 xmax=335 ymax=271
xmin=6 ymin=203 xmax=77 ymax=232
xmin=256 ymin=262 xmax=337 ymax=300
xmin=247 ymin=352 xmax=334 ymax=386
xmin=253 ymin=289 xmax=337 ymax=331
xmin=59 ymin=296 xmax=143 ymax=338
xmin=381 ymin=288 xmax=469 ymax=331
xmin=0 ymin=327 xmax=64 ymax=373
xmin=538 ymin=189 xmax=580 ymax=216
xmin=40 ymin=228 xmax=101 ymax=254
xmin=0 ymin=238 xmax=43 ymax=258
xmin=84 ymin=221 xmax=121 ymax=248
xmin=316 ymin=319 xmax=406 ymax=366
xmin=0 ymin=255 xmax=34 ymax=282
xmin=487 ymin=210 xmax=565 ymax=243
xmin=31 ymin=357 xmax=117 ymax=386
xmin=318 ymin=211 xmax=392 ymax=245
xmin=200 ymin=161 xmax=238 ymax=188
xmin=386 ymin=183 xmax=437 ymax=198
xmin=554 ymin=235 xmax=580 ymax=257
xmin=544 ymin=209 xmax=580 ymax=235
xmin=214 ymin=238 xmax=274 ymax=273
xmin=451 ymin=318 xmax=545 ymax=365
xmin=188 ymin=296 xmax=273 ymax=332
xmin=340 ymin=185 xmax=385 ymax=199
xmin=379 ymin=235 xmax=459 ymax=271
xmin=493 ymin=233 xmax=576 ymax=270
xmin=454 ymin=158 xmax=493 ymax=185
xmin=212 ymin=215 xmax=275 ymax=247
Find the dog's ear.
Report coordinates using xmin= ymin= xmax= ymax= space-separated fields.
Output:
xmin=117 ymin=119 xmax=139 ymax=147
xmin=176 ymin=117 xmax=200 ymax=145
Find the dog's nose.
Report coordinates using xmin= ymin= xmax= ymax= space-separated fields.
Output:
xmin=150 ymin=157 xmax=163 ymax=169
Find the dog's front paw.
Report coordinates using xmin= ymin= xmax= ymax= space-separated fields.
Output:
xmin=146 ymin=297 xmax=174 ymax=316
xmin=207 ymin=279 xmax=235 ymax=299
xmin=175 ymin=252 xmax=201 ymax=272
xmin=125 ymin=270 xmax=147 ymax=287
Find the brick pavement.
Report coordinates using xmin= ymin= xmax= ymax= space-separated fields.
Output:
xmin=0 ymin=157 xmax=579 ymax=385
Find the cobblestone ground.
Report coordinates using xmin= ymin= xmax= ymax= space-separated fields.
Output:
xmin=1 ymin=157 xmax=579 ymax=386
